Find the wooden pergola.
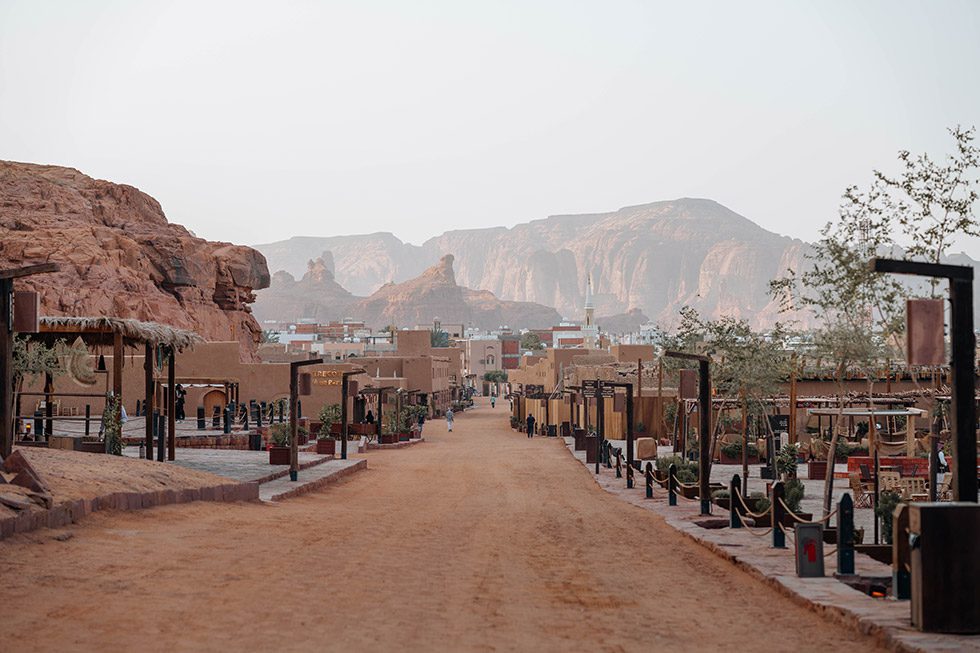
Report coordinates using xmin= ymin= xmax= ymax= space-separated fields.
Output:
xmin=26 ymin=316 xmax=201 ymax=460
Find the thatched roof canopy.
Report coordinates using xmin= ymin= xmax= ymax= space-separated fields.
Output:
xmin=34 ymin=316 xmax=202 ymax=351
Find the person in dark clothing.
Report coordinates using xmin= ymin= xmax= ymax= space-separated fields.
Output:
xmin=365 ymin=410 xmax=375 ymax=424
xmin=175 ymin=384 xmax=186 ymax=421
xmin=526 ymin=414 xmax=536 ymax=438
xmin=417 ymin=411 xmax=426 ymax=435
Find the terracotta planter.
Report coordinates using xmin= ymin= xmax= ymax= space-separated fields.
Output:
xmin=398 ymin=433 xmax=411 ymax=442
xmin=316 ymin=439 xmax=336 ymax=455
xmin=380 ymin=433 xmax=398 ymax=445
xmin=269 ymin=446 xmax=290 ymax=465
xmin=714 ymin=496 xmax=731 ymax=510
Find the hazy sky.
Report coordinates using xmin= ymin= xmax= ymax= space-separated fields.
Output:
xmin=2 ymin=1 xmax=979 ymax=253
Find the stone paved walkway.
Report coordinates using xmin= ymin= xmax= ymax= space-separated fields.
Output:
xmin=122 ymin=447 xmax=332 ymax=483
xmin=568 ymin=438 xmax=980 ymax=652
xmin=259 ymin=458 xmax=367 ymax=501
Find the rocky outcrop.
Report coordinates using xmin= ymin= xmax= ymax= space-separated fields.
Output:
xmin=253 ymin=253 xmax=357 ymax=323
xmin=255 ymin=199 xmax=813 ymax=329
xmin=0 ymin=161 xmax=270 ymax=358
xmin=256 ymin=254 xmax=561 ymax=329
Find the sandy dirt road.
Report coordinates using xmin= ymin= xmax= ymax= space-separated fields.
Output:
xmin=0 ymin=398 xmax=878 ymax=652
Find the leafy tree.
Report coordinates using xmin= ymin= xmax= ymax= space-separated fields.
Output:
xmin=483 ymin=370 xmax=508 ymax=383
xmin=430 ymin=329 xmax=450 ymax=348
xmin=260 ymin=330 xmax=280 ymax=343
xmin=520 ymin=331 xmax=544 ymax=350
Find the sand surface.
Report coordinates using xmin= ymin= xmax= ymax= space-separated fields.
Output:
xmin=0 ymin=398 xmax=879 ymax=652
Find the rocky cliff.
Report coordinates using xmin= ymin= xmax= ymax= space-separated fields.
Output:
xmin=256 ymin=199 xmax=809 ymax=328
xmin=256 ymin=254 xmax=561 ymax=329
xmin=0 ymin=161 xmax=270 ymax=357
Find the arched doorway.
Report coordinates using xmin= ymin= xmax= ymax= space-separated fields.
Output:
xmin=202 ymin=389 xmax=227 ymax=418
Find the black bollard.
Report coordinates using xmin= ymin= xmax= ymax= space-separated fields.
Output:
xmin=645 ymin=462 xmax=653 ymax=499
xmin=33 ymin=410 xmax=43 ymax=440
xmin=212 ymin=406 xmax=220 ymax=428
xmin=84 ymin=404 xmax=91 ymax=437
xmin=136 ymin=399 xmax=142 ymax=417
xmin=772 ymin=481 xmax=786 ymax=548
xmin=278 ymin=401 xmax=284 ymax=423
xmin=730 ymin=474 xmax=743 ymax=529
xmin=243 ymin=411 xmax=249 ymax=433
xmin=297 ymin=400 xmax=302 ymax=419
xmin=197 ymin=406 xmax=206 ymax=430
xmin=615 ymin=448 xmax=622 ymax=478
xmin=257 ymin=404 xmax=263 ymax=429
xmin=668 ymin=463 xmax=677 ymax=506
xmin=223 ymin=407 xmax=231 ymax=434
xmin=837 ymin=493 xmax=855 ymax=575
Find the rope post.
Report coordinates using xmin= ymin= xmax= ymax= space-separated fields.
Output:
xmin=837 ymin=493 xmax=855 ymax=575
xmin=223 ymin=406 xmax=231 ymax=434
xmin=615 ymin=448 xmax=622 ymax=478
xmin=668 ymin=463 xmax=677 ymax=506
xmin=772 ymin=481 xmax=786 ymax=548
xmin=605 ymin=442 xmax=613 ymax=469
xmin=645 ymin=462 xmax=653 ymax=499
xmin=730 ymin=474 xmax=743 ymax=529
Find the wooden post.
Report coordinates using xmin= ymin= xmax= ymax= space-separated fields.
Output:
xmin=144 ymin=343 xmax=154 ymax=459
xmin=43 ymin=372 xmax=53 ymax=439
xmin=289 ymin=366 xmax=298 ymax=481
xmin=112 ymin=330 xmax=123 ymax=432
xmin=698 ymin=358 xmax=711 ymax=516
xmin=0 ymin=277 xmax=12 ymax=457
xmin=788 ymin=354 xmax=798 ymax=445
xmin=741 ymin=387 xmax=749 ymax=497
xmin=625 ymin=383 xmax=634 ymax=488
xmin=340 ymin=372 xmax=349 ymax=460
xmin=167 ymin=346 xmax=176 ymax=461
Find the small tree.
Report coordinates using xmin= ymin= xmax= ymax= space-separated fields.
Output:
xmin=520 ymin=332 xmax=544 ymax=351
xmin=483 ymin=370 xmax=508 ymax=384
xmin=430 ymin=329 xmax=450 ymax=348
xmin=317 ymin=403 xmax=342 ymax=440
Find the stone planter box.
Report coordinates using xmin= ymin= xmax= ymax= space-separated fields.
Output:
xmin=269 ymin=446 xmax=290 ymax=465
xmin=808 ymin=460 xmax=828 ymax=480
xmin=316 ymin=439 xmax=336 ymax=455
xmin=380 ymin=433 xmax=398 ymax=445
xmin=585 ymin=435 xmax=598 ymax=464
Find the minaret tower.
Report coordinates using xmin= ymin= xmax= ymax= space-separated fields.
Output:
xmin=584 ymin=273 xmax=597 ymax=349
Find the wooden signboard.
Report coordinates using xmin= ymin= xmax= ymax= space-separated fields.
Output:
xmin=582 ymin=380 xmax=598 ymax=398
xmin=679 ymin=369 xmax=697 ymax=400
xmin=13 ymin=290 xmax=39 ymax=333
xmin=906 ymin=298 xmax=945 ymax=366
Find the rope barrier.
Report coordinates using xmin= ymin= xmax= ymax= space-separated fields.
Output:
xmin=733 ymin=488 xmax=770 ymax=520
xmin=778 ymin=523 xmax=795 ymax=543
xmin=740 ymin=524 xmax=774 ymax=537
xmin=670 ymin=474 xmax=698 ymax=490
xmin=823 ymin=547 xmax=838 ymax=558
xmin=777 ymin=498 xmax=839 ymax=525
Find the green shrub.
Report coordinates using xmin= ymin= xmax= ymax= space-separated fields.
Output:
xmin=776 ymin=443 xmax=799 ymax=479
xmin=711 ymin=489 xmax=730 ymax=499
xmin=269 ymin=423 xmax=308 ymax=447
xmin=317 ymin=404 xmax=342 ymax=440
xmin=720 ymin=441 xmax=759 ymax=459
xmin=783 ymin=478 xmax=805 ymax=514
xmin=656 ymin=455 xmax=698 ymax=483
xmin=876 ymin=490 xmax=903 ymax=544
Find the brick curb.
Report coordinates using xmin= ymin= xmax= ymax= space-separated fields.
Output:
xmin=367 ymin=437 xmax=425 ymax=450
xmin=0 ymin=481 xmax=259 ymax=542
xmin=560 ymin=439 xmax=975 ymax=653
xmin=265 ymin=459 xmax=368 ymax=502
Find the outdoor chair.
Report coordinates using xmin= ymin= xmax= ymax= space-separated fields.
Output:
xmin=848 ymin=472 xmax=873 ymax=508
xmin=879 ymin=471 xmax=901 ymax=493
xmin=858 ymin=464 xmax=872 ymax=483
xmin=897 ymin=477 xmax=926 ymax=500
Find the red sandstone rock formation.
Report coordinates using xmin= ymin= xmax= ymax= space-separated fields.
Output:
xmin=0 ymin=161 xmax=269 ymax=358
xmin=256 ymin=253 xmax=561 ymax=329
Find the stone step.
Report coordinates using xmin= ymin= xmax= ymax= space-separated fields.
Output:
xmin=258 ymin=458 xmax=367 ymax=502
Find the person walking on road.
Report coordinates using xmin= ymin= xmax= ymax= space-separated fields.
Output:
xmin=446 ymin=408 xmax=454 ymax=432
xmin=490 ymin=396 xmax=496 ymax=409
xmin=526 ymin=413 xmax=535 ymax=438
xmin=417 ymin=411 xmax=426 ymax=436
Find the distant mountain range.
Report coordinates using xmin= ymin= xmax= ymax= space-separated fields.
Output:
xmin=254 ymin=254 xmax=562 ymax=330
xmin=255 ymin=199 xmax=811 ymax=329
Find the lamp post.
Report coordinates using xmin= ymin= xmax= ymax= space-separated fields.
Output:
xmin=289 ymin=358 xmax=322 ymax=482
xmin=665 ymin=351 xmax=712 ymax=515
xmin=870 ymin=257 xmax=977 ymax=502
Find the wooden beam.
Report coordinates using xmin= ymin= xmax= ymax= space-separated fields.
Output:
xmin=0 ymin=263 xmax=60 ymax=280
